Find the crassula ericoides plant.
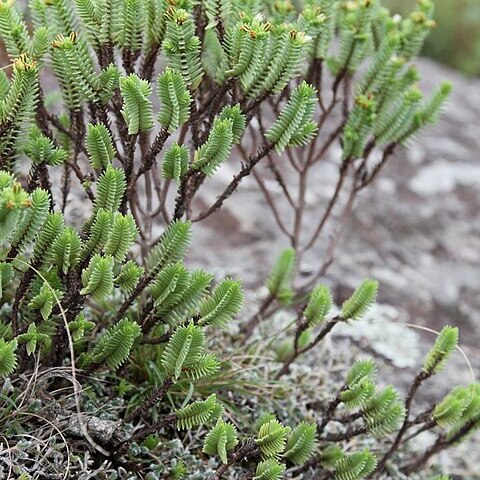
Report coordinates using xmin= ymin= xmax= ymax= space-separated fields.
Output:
xmin=0 ymin=0 xmax=477 ymax=478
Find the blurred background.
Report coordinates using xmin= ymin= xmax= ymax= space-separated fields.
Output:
xmin=386 ymin=0 xmax=480 ymax=76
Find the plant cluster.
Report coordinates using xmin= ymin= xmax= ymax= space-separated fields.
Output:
xmin=0 ymin=0 xmax=477 ymax=478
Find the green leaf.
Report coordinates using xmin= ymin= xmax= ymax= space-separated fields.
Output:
xmin=203 ymin=418 xmax=239 ymax=463
xmin=86 ymin=123 xmax=115 ymax=170
xmin=68 ymin=312 xmax=95 ymax=342
xmin=199 ymin=278 xmax=244 ymax=328
xmin=192 ymin=118 xmax=234 ymax=176
xmin=341 ymin=279 xmax=378 ymax=320
xmin=163 ymin=8 xmax=203 ymax=89
xmin=157 ymin=68 xmax=192 ymax=133
xmin=218 ymin=104 xmax=245 ymax=144
xmin=362 ymin=385 xmax=405 ymax=436
xmin=161 ymin=322 xmax=206 ymax=380
xmin=334 ymin=449 xmax=377 ymax=480
xmin=120 ymin=74 xmax=154 ymax=134
xmin=29 ymin=282 xmax=63 ymax=321
xmin=103 ymin=213 xmax=138 ymax=262
xmin=80 ymin=254 xmax=115 ymax=300
xmin=423 ymin=326 xmax=458 ymax=374
xmin=0 ymin=262 xmax=14 ymax=300
xmin=176 ymin=393 xmax=223 ymax=430
xmin=253 ymin=459 xmax=286 ymax=480
xmin=0 ymin=338 xmax=17 ymax=377
xmin=162 ymin=143 xmax=189 ymax=183
xmin=304 ymin=285 xmax=332 ymax=327
xmin=52 ymin=226 xmax=82 ymax=274
xmin=146 ymin=220 xmax=192 ymax=274
xmin=93 ymin=165 xmax=127 ymax=213
xmin=16 ymin=323 xmax=49 ymax=356
xmin=114 ymin=260 xmax=144 ymax=293
xmin=83 ymin=317 xmax=141 ymax=370
xmin=256 ymin=418 xmax=290 ymax=459
xmin=346 ymin=359 xmax=377 ymax=386
xmin=266 ymin=248 xmax=295 ymax=301
xmin=9 ymin=188 xmax=50 ymax=253
xmin=266 ymin=82 xmax=317 ymax=153
xmin=284 ymin=422 xmax=317 ymax=465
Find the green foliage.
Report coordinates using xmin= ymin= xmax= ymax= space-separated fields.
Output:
xmin=340 ymin=377 xmax=376 ymax=410
xmin=169 ymin=461 xmax=187 ymax=479
xmin=0 ymin=173 xmax=31 ymax=242
xmin=120 ymin=74 xmax=154 ymax=134
xmin=51 ymin=33 xmax=99 ymax=110
xmin=284 ymin=422 xmax=317 ymax=465
xmin=153 ymin=267 xmax=213 ymax=326
xmin=103 ymin=213 xmax=138 ymax=262
xmin=98 ymin=64 xmax=120 ymax=104
xmin=341 ymin=360 xmax=378 ymax=410
xmin=362 ymin=386 xmax=405 ymax=436
xmin=266 ymin=82 xmax=317 ymax=153
xmin=203 ymin=418 xmax=239 ymax=463
xmin=162 ymin=143 xmax=190 ymax=183
xmin=304 ymin=284 xmax=333 ymax=327
xmin=68 ymin=313 xmax=95 ymax=342
xmin=161 ymin=322 xmax=207 ymax=380
xmin=266 ymin=247 xmax=295 ymax=302
xmin=0 ymin=1 xmax=469 ymax=478
xmin=163 ymin=8 xmax=204 ymax=90
xmin=387 ymin=0 xmax=480 ymax=76
xmin=146 ymin=220 xmax=192 ymax=274
xmin=161 ymin=319 xmax=221 ymax=380
xmin=198 ymin=278 xmax=244 ymax=328
xmin=341 ymin=279 xmax=378 ymax=320
xmin=253 ymin=459 xmax=286 ymax=480
xmin=423 ymin=326 xmax=459 ymax=374
xmin=9 ymin=188 xmax=50 ymax=253
xmin=82 ymin=318 xmax=141 ymax=370
xmin=86 ymin=123 xmax=116 ymax=170
xmin=256 ymin=418 xmax=290 ymax=459
xmin=114 ymin=0 xmax=144 ymax=51
xmin=29 ymin=282 xmax=63 ymax=321
xmin=144 ymin=0 xmax=169 ymax=50
xmin=414 ymin=81 xmax=452 ymax=129
xmin=219 ymin=14 xmax=270 ymax=84
xmin=16 ymin=323 xmax=49 ymax=355
xmin=150 ymin=262 xmax=190 ymax=307
xmin=342 ymin=95 xmax=377 ymax=159
xmin=157 ymin=68 xmax=192 ymax=133
xmin=434 ymin=384 xmax=480 ymax=434
xmin=81 ymin=209 xmax=114 ymax=260
xmin=0 ymin=55 xmax=38 ymax=163
xmin=0 ymin=0 xmax=30 ymax=58
xmin=243 ymin=26 xmax=311 ymax=98
xmin=0 ymin=262 xmax=13 ymax=299
xmin=218 ymin=105 xmax=246 ymax=144
xmin=328 ymin=0 xmax=375 ymax=76
xmin=321 ymin=445 xmax=345 ymax=468
xmin=52 ymin=226 xmax=82 ymax=274
xmin=24 ymin=127 xmax=67 ymax=166
xmin=192 ymin=118 xmax=235 ymax=176
xmin=0 ymin=338 xmax=17 ymax=377
xmin=115 ymin=260 xmax=144 ymax=293
xmin=176 ymin=393 xmax=223 ymax=430
xmin=80 ymin=254 xmax=115 ymax=300
xmin=346 ymin=359 xmax=377 ymax=386
xmin=334 ymin=449 xmax=377 ymax=480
